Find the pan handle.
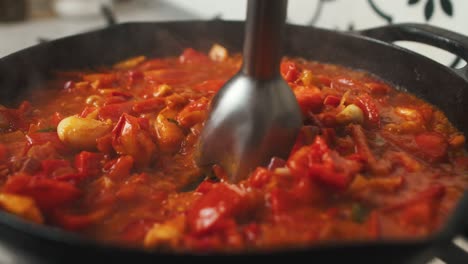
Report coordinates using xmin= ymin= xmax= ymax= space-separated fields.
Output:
xmin=362 ymin=23 xmax=468 ymax=238
xmin=359 ymin=23 xmax=468 ymax=81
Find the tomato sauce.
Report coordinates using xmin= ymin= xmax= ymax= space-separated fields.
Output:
xmin=0 ymin=44 xmax=467 ymax=253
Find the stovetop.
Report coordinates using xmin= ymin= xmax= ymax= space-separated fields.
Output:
xmin=421 ymin=236 xmax=468 ymax=264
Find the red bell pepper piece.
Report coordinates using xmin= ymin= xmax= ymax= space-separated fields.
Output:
xmin=75 ymin=151 xmax=104 ymax=178
xmin=195 ymin=180 xmax=216 ymax=194
xmin=316 ymin=75 xmax=332 ymax=86
xmin=119 ymin=70 xmax=143 ymax=89
xmin=103 ymin=96 xmax=129 ymax=105
xmin=52 ymin=208 xmax=110 ymax=231
xmin=0 ymin=107 xmax=28 ymax=131
xmin=247 ymin=167 xmax=272 ymax=189
xmin=51 ymin=112 xmax=65 ymax=127
xmin=40 ymin=159 xmax=71 ymax=176
xmin=355 ymin=93 xmax=380 ymax=128
xmin=107 ymin=155 xmax=134 ymax=180
xmin=176 ymin=97 xmax=210 ymax=128
xmin=349 ymin=124 xmax=389 ymax=175
xmin=112 ymin=114 xmax=156 ymax=168
xmin=323 ymin=95 xmax=341 ymax=107
xmin=288 ymin=136 xmax=361 ymax=190
xmin=132 ymin=97 xmax=165 ymax=114
xmin=269 ymin=187 xmax=293 ymax=214
xmin=98 ymin=102 xmax=134 ymax=122
xmin=79 ymin=106 xmax=97 ymax=118
xmin=269 ymin=177 xmax=323 ymax=214
xmin=179 ymin=48 xmax=210 ymax=64
xmin=280 ymin=61 xmax=300 ymax=82
xmin=187 ymin=183 xmax=258 ymax=235
xmin=414 ymin=132 xmax=448 ymax=162
xmin=366 ymin=82 xmax=390 ymax=95
xmin=293 ymin=86 xmax=323 ymax=114
xmin=96 ymin=134 xmax=114 ymax=155
xmin=26 ymin=132 xmax=68 ymax=155
xmin=3 ymin=174 xmax=81 ymax=211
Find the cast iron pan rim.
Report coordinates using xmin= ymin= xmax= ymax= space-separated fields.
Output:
xmin=350 ymin=30 xmax=468 ymax=85
xmin=2 ymin=20 xmax=465 ymax=88
xmin=0 ymin=20 xmax=466 ymax=255
xmin=284 ymin=22 xmax=468 ymax=87
xmin=0 ymin=209 xmax=439 ymax=256
xmin=121 ymin=20 xmax=467 ymax=85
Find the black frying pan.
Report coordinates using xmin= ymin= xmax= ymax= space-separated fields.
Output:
xmin=0 ymin=21 xmax=468 ymax=263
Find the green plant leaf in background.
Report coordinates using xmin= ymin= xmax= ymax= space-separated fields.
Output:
xmin=424 ymin=0 xmax=434 ymax=21
xmin=440 ymin=0 xmax=453 ymax=16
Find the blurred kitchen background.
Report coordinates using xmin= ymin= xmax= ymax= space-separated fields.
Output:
xmin=0 ymin=0 xmax=467 ymax=263
xmin=0 ymin=0 xmax=467 ymax=68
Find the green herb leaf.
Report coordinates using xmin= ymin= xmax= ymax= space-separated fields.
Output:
xmin=166 ymin=118 xmax=179 ymax=125
xmin=351 ymin=203 xmax=369 ymax=223
xmin=36 ymin=127 xmax=56 ymax=133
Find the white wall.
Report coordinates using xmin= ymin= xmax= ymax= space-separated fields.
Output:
xmin=163 ymin=0 xmax=468 ymax=67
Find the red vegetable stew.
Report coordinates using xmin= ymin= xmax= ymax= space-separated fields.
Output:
xmin=0 ymin=44 xmax=467 ymax=253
